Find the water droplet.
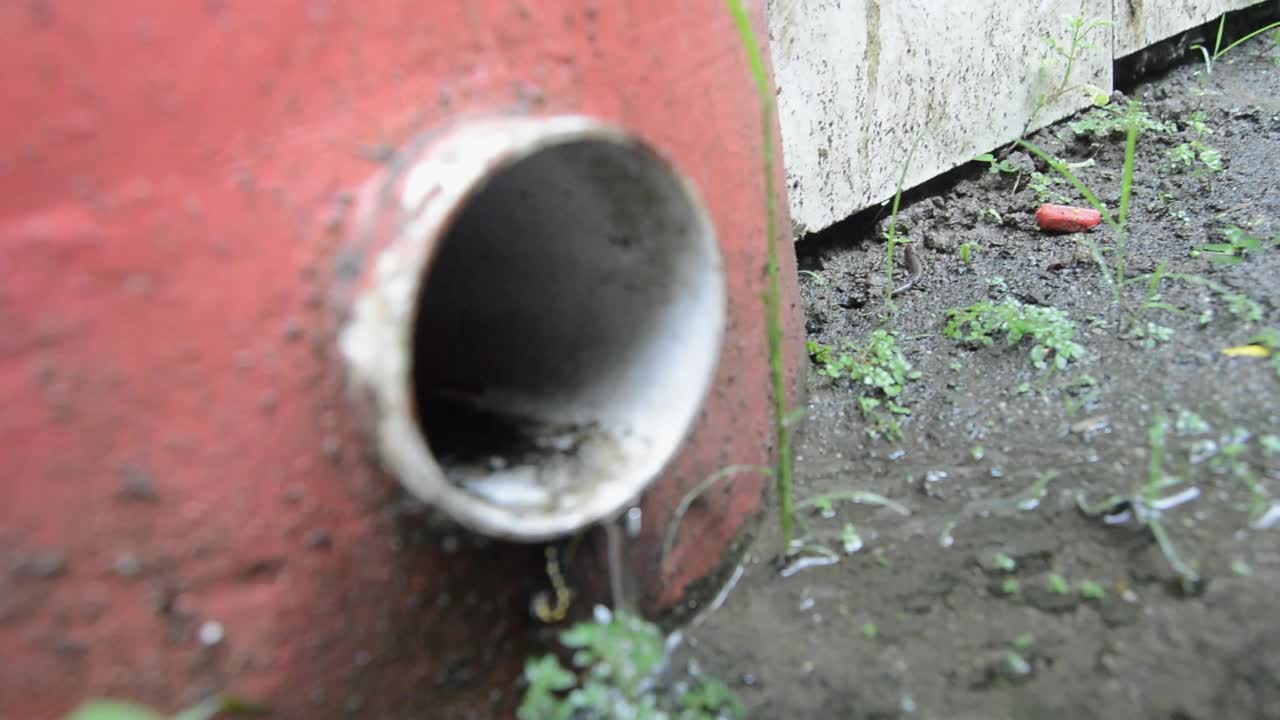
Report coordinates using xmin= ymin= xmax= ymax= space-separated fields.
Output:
xmin=198 ymin=621 xmax=224 ymax=646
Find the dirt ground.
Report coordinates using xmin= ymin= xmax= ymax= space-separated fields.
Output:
xmin=673 ymin=31 xmax=1280 ymax=720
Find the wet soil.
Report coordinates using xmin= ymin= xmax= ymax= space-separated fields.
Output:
xmin=677 ymin=33 xmax=1280 ymax=720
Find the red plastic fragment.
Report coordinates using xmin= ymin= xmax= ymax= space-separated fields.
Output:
xmin=1035 ymin=204 xmax=1103 ymax=233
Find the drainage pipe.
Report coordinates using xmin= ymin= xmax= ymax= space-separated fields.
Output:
xmin=340 ymin=116 xmax=727 ymax=541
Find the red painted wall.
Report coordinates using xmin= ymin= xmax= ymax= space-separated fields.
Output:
xmin=0 ymin=1 xmax=802 ymax=717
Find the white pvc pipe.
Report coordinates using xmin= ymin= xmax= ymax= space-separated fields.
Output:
xmin=340 ymin=116 xmax=726 ymax=542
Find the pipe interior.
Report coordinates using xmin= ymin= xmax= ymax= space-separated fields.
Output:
xmin=411 ymin=137 xmax=724 ymax=520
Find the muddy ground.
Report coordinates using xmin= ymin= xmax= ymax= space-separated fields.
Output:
xmin=674 ymin=30 xmax=1280 ymax=720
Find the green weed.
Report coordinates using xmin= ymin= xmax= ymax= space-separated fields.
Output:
xmin=1183 ymin=110 xmax=1212 ymax=136
xmin=1263 ymin=434 xmax=1280 ymax=456
xmin=1167 ymin=141 xmax=1222 ymax=174
xmin=1167 ymin=110 xmax=1222 ymax=177
xmin=1069 ymin=104 xmax=1175 ymax=138
xmin=807 ymin=330 xmax=922 ymax=440
xmin=1019 ymin=100 xmax=1143 ymax=313
xmin=1130 ymin=321 xmax=1174 ymax=349
xmin=1192 ymin=14 xmax=1280 ymax=78
xmin=1135 ymin=262 xmax=1184 ymax=319
xmin=1192 ymin=226 xmax=1268 ymax=265
xmin=1025 ymin=15 xmax=1112 ymax=135
xmin=518 ymin=607 xmax=743 ymax=720
xmin=1028 ymin=171 xmax=1072 ymax=205
xmin=1175 ymin=409 xmax=1211 ymax=435
xmin=726 ymin=0 xmax=795 ymax=551
xmin=1203 ymin=427 xmax=1275 ymax=526
xmin=974 ymin=153 xmax=1021 ymax=175
xmin=1077 ymin=412 xmax=1202 ymax=592
xmin=943 ymin=298 xmax=1085 ymax=371
xmin=1047 ymin=573 xmax=1071 ymax=595
xmin=978 ymin=208 xmax=1005 ymax=225
xmin=842 ymin=523 xmax=865 ymax=554
xmin=799 ymin=490 xmax=911 ymax=519
xmin=1078 ymin=579 xmax=1107 ymax=599
xmin=785 ymin=490 xmax=909 ymax=570
xmin=1162 ymin=271 xmax=1262 ymax=323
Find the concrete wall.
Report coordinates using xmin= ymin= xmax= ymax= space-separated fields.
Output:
xmin=772 ymin=0 xmax=1270 ymax=236
xmin=1115 ymin=0 xmax=1262 ymax=55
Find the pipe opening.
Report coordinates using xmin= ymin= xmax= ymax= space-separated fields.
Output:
xmin=396 ymin=121 xmax=724 ymax=540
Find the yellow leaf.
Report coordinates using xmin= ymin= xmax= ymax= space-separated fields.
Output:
xmin=1222 ymin=345 xmax=1271 ymax=358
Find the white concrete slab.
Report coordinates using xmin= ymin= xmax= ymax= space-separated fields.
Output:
xmin=770 ymin=0 xmax=1272 ymax=237
xmin=1115 ymin=0 xmax=1261 ymax=57
xmin=771 ymin=0 xmax=1112 ymax=236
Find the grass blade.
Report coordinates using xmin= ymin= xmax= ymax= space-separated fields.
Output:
xmin=726 ymin=0 xmax=794 ymax=551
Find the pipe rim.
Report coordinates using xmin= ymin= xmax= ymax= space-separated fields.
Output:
xmin=341 ymin=115 xmax=726 ymax=542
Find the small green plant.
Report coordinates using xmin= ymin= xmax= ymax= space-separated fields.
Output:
xmin=1013 ymin=633 xmax=1035 ymax=650
xmin=959 ymin=242 xmax=974 ymax=266
xmin=1135 ymin=262 xmax=1184 ymax=319
xmin=993 ymin=553 xmax=1017 ymax=572
xmin=1248 ymin=329 xmax=1280 ymax=377
xmin=1163 ymin=271 xmax=1262 ymax=323
xmin=800 ymin=490 xmax=911 ymax=519
xmin=1168 ymin=110 xmax=1222 ymax=175
xmin=944 ymin=298 xmax=1085 ymax=371
xmin=1192 ymin=226 xmax=1267 ymax=265
xmin=978 ymin=207 xmax=1004 ymax=224
xmin=1078 ymin=579 xmax=1107 ymax=599
xmin=1005 ymin=652 xmax=1033 ymax=677
xmin=1028 ymin=171 xmax=1072 ymax=204
xmin=1183 ymin=110 xmax=1212 ymax=136
xmin=1263 ymin=434 xmax=1280 ymax=456
xmin=1025 ymin=15 xmax=1112 ymax=135
xmin=1155 ymin=191 xmax=1192 ymax=224
xmin=518 ymin=607 xmax=743 ymax=720
xmin=975 ymin=152 xmax=1020 ymax=175
xmin=1077 ymin=412 xmax=1202 ymax=592
xmin=862 ymin=622 xmax=879 ymax=641
xmin=1192 ymin=14 xmax=1280 ymax=78
xmin=1131 ymin=321 xmax=1174 ymax=349
xmin=807 ymin=330 xmax=922 ymax=440
xmin=1167 ymin=140 xmax=1222 ymax=175
xmin=1047 ymin=573 xmax=1071 ymax=595
xmin=726 ymin=0 xmax=795 ymax=552
xmin=1175 ymin=409 xmax=1211 ymax=435
xmin=783 ymin=490 xmax=908 ymax=570
xmin=1001 ymin=577 xmax=1022 ymax=595
xmin=1204 ymin=428 xmax=1274 ymax=526
xmin=1069 ymin=104 xmax=1175 ymax=138
xmin=1020 ymin=100 xmax=1143 ymax=314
